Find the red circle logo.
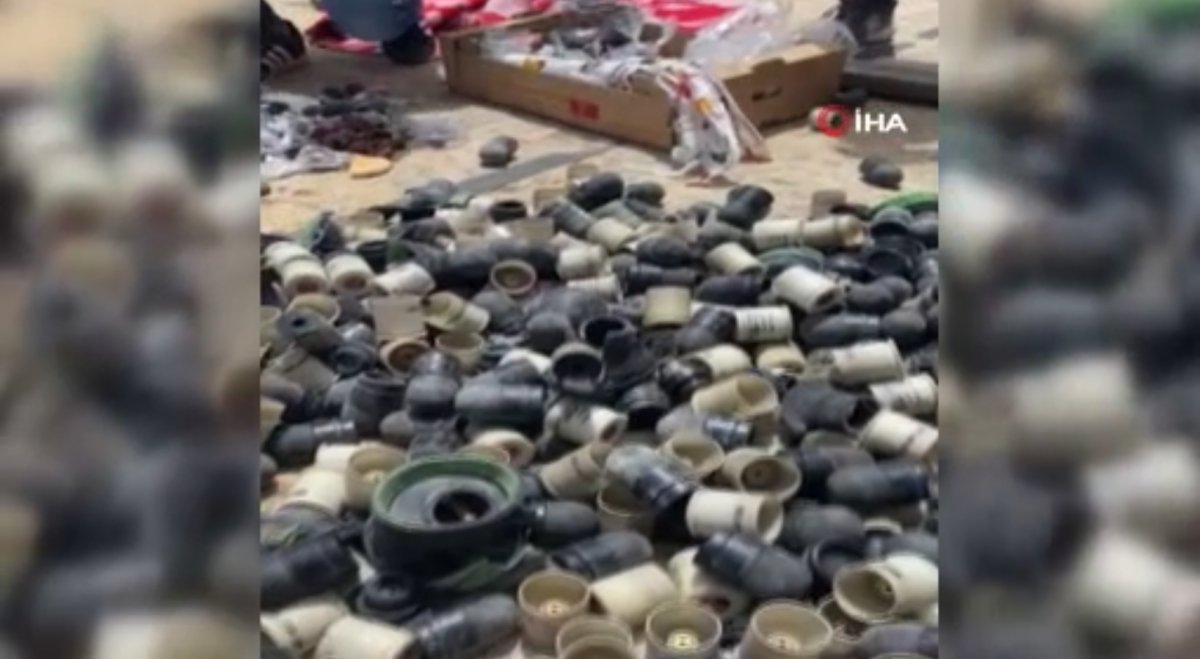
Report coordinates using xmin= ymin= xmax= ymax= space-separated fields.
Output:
xmin=814 ymin=105 xmax=852 ymax=138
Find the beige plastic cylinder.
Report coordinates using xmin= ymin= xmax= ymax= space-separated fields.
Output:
xmin=282 ymin=468 xmax=347 ymax=517
xmin=733 ymin=306 xmax=794 ymax=344
xmin=313 ymin=443 xmax=363 ymax=471
xmin=280 ymin=258 xmax=332 ymax=298
xmin=260 ymin=598 xmax=347 ymax=655
xmin=833 ymin=553 xmax=939 ymax=623
xmin=264 ymin=241 xmax=315 ymax=270
xmin=686 ymin=489 xmax=783 ymax=541
xmin=691 ymin=374 xmax=779 ymax=419
xmin=752 ymin=219 xmax=803 ymax=251
xmin=434 ymin=332 xmax=485 ymax=371
xmin=568 ymin=273 xmax=621 ymax=300
xmin=499 ymin=348 xmax=554 ymax=374
xmin=1086 ymin=441 xmax=1200 ymax=539
xmin=687 ymin=344 xmax=752 ymax=380
xmin=0 ymin=499 xmax=38 ymax=589
xmin=667 ymin=549 xmax=750 ymax=621
xmin=490 ymin=259 xmax=538 ymax=298
xmin=539 ymin=443 xmax=610 ymax=500
xmin=549 ymin=401 xmax=628 ymax=446
xmin=557 ymin=244 xmax=607 ymax=280
xmin=345 ymin=444 xmax=407 ymax=510
xmin=269 ymin=345 xmax=337 ymax=392
xmin=555 ymin=615 xmax=635 ymax=657
xmin=860 ymin=410 xmax=939 ymax=461
xmin=314 ymin=615 xmax=416 ymax=659
xmin=706 ymin=242 xmax=765 ymax=275
xmin=325 ymin=253 xmax=374 ymax=297
xmin=644 ymin=287 xmax=693 ymax=328
xmin=771 ymin=265 xmax=842 ymax=313
xmin=587 ymin=217 xmax=637 ymax=252
xmin=740 ymin=602 xmax=833 ymax=659
xmin=661 ymin=433 xmax=725 ymax=480
xmin=261 ymin=397 xmax=286 ymax=443
xmin=809 ymin=189 xmax=847 ymax=219
xmin=518 ymin=570 xmax=592 ymax=652
xmin=287 ymin=293 xmax=342 ymax=323
xmin=375 ymin=262 xmax=435 ymax=297
xmin=423 ymin=292 xmax=490 ymax=334
xmin=472 ymin=429 xmax=537 ymax=468
xmin=720 ymin=449 xmax=801 ymax=501
xmin=380 ymin=337 xmax=430 ymax=374
xmin=828 ymin=340 xmax=905 ymax=385
xmin=458 ymin=444 xmax=510 ymax=463
xmin=644 ymin=602 xmax=722 ymax=659
xmin=590 ymin=563 xmax=680 ymax=628
xmin=596 ymin=483 xmax=655 ymax=535
xmin=800 ymin=215 xmax=866 ymax=248
xmin=756 ymin=342 xmax=807 ymax=374
xmin=1002 ymin=354 xmax=1144 ymax=464
xmin=560 ymin=636 xmax=639 ymax=659
xmin=1068 ymin=529 xmax=1200 ymax=648
xmin=816 ymin=597 xmax=866 ymax=659
xmin=869 ymin=374 xmax=938 ymax=416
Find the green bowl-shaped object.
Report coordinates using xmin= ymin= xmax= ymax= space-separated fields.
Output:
xmin=366 ymin=456 xmax=526 ymax=575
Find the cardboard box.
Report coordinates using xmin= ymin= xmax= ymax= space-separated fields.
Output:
xmin=441 ymin=13 xmax=846 ymax=151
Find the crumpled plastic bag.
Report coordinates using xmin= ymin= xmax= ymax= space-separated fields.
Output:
xmin=683 ymin=0 xmax=795 ymax=71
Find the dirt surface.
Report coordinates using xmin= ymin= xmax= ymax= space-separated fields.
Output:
xmin=261 ymin=0 xmax=938 ymax=234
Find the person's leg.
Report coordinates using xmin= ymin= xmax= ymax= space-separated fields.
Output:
xmin=836 ymin=0 xmax=898 ymax=59
xmin=260 ymin=1 xmax=307 ymax=81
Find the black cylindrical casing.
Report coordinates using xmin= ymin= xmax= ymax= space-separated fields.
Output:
xmin=854 ymin=624 xmax=939 ymax=659
xmin=329 ymin=341 xmax=378 ymax=377
xmin=779 ymin=503 xmax=866 ymax=554
xmin=790 ymin=448 xmax=876 ymax=499
xmin=268 ymin=419 xmax=359 ymax=468
xmin=454 ymin=382 xmax=547 ymax=427
xmin=541 ymin=199 xmax=596 ymax=237
xmin=261 ymin=533 xmax=359 ymax=611
xmin=621 ymin=264 xmax=700 ymax=295
xmin=527 ymin=501 xmax=601 ymax=549
xmin=826 ymin=462 xmax=931 ymax=510
xmin=655 ymin=407 xmax=752 ymax=452
xmin=625 ymin=181 xmax=666 ymax=206
xmin=657 ymin=359 xmax=713 ymax=402
xmin=277 ymin=309 xmax=344 ymax=355
xmin=805 ymin=536 xmax=867 ymax=596
xmin=717 ymin=185 xmax=774 ymax=229
xmin=635 ymin=237 xmax=698 ymax=269
xmin=412 ymin=595 xmax=521 ymax=659
xmin=489 ymin=199 xmax=529 ymax=223
xmin=695 ymin=274 xmax=764 ymax=306
xmin=568 ymin=172 xmax=625 ymax=211
xmin=356 ymin=239 xmax=389 ymax=273
xmin=411 ymin=350 xmax=464 ymax=379
xmin=404 ymin=374 xmax=461 ymax=421
xmin=342 ymin=370 xmax=409 ymax=436
xmin=526 ymin=312 xmax=577 ymax=355
xmin=781 ymin=380 xmax=879 ymax=435
xmin=354 ymin=576 xmax=422 ymax=626
xmin=616 ymin=381 xmax=671 ymax=430
xmin=800 ymin=314 xmax=884 ymax=349
xmin=695 ymin=533 xmax=813 ymax=601
xmin=605 ymin=446 xmax=696 ymax=517
xmin=551 ymin=532 xmax=655 ymax=580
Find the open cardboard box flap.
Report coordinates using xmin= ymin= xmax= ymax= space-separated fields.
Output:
xmin=440 ymin=12 xmax=846 ymax=151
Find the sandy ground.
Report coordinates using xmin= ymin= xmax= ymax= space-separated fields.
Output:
xmin=262 ymin=0 xmax=938 ymax=234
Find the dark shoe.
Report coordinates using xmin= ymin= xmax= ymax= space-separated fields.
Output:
xmin=836 ymin=0 xmax=897 ymax=59
xmin=261 ymin=2 xmax=307 ymax=80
